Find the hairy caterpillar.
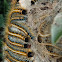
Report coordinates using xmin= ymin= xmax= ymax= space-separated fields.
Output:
xmin=3 ymin=0 xmax=37 ymax=62
xmin=3 ymin=0 xmax=62 ymax=62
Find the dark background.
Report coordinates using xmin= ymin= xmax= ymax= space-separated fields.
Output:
xmin=0 ymin=0 xmax=11 ymax=61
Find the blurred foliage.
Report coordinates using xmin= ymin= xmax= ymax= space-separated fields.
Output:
xmin=0 ymin=14 xmax=4 ymax=27
xmin=0 ymin=0 xmax=11 ymax=60
xmin=51 ymin=12 xmax=62 ymax=44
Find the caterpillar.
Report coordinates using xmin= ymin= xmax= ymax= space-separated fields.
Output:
xmin=3 ymin=0 xmax=62 ymax=62
xmin=3 ymin=0 xmax=37 ymax=62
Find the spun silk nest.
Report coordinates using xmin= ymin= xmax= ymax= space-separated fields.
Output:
xmin=27 ymin=0 xmax=62 ymax=62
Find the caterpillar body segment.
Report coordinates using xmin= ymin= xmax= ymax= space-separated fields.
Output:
xmin=7 ymin=37 xmax=31 ymax=49
xmin=11 ymin=17 xmax=27 ymax=22
xmin=5 ymin=51 xmax=27 ymax=62
xmin=9 ymin=23 xmax=28 ymax=35
xmin=6 ymin=45 xmax=28 ymax=56
xmin=4 ymin=0 xmax=34 ymax=62
xmin=8 ymin=31 xmax=25 ymax=40
xmin=10 ymin=22 xmax=34 ymax=39
xmin=5 ymin=51 xmax=33 ymax=62
xmin=10 ymin=9 xmax=27 ymax=18
xmin=5 ymin=41 xmax=31 ymax=53
xmin=8 ymin=25 xmax=27 ymax=36
xmin=8 ymin=35 xmax=25 ymax=45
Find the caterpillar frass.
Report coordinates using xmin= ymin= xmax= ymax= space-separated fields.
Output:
xmin=3 ymin=0 xmax=62 ymax=62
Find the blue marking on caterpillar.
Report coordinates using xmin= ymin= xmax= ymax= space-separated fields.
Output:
xmin=8 ymin=35 xmax=25 ymax=45
xmin=10 ymin=22 xmax=34 ymax=39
